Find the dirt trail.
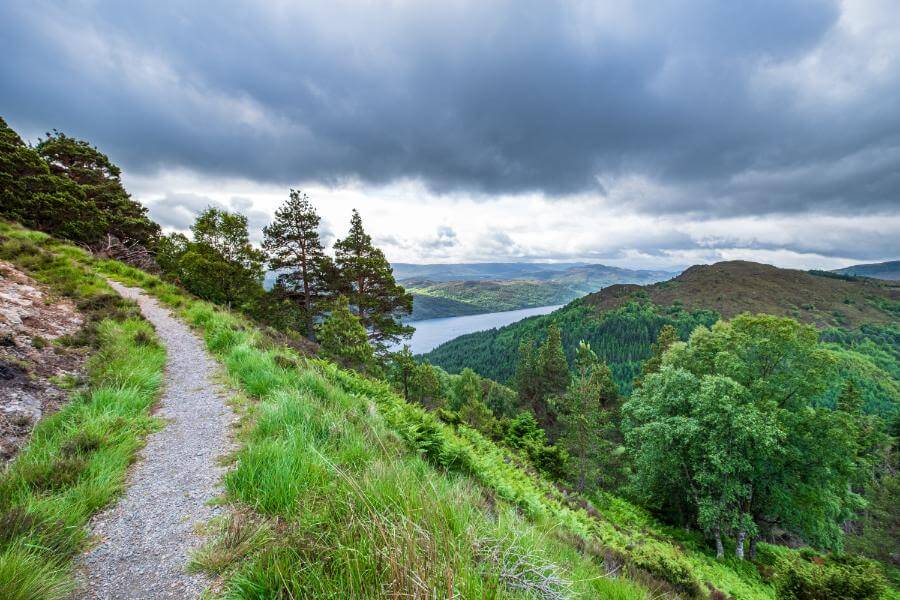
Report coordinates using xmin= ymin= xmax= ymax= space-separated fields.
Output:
xmin=76 ymin=281 xmax=235 ymax=599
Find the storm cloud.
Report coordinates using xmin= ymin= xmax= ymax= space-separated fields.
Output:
xmin=3 ymin=0 xmax=898 ymax=219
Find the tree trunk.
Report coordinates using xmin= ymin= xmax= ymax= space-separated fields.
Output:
xmin=749 ymin=535 xmax=759 ymax=561
xmin=714 ymin=526 xmax=724 ymax=559
xmin=735 ymin=530 xmax=746 ymax=560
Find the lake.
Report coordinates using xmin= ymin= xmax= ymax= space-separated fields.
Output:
xmin=396 ymin=305 xmax=563 ymax=354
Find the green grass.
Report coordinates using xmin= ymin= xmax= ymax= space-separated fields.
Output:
xmin=97 ymin=262 xmax=654 ymax=597
xmin=94 ymin=260 xmax=779 ymax=598
xmin=0 ymin=222 xmax=167 ymax=599
xmin=17 ymin=224 xmax=890 ymax=598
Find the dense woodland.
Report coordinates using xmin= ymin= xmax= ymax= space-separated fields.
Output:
xmin=1 ymin=116 xmax=898 ymax=598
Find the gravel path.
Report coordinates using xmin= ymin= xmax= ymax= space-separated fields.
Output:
xmin=76 ymin=281 xmax=235 ymax=599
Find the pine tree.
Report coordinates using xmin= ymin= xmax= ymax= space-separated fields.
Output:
xmin=539 ymin=323 xmax=570 ymax=398
xmin=263 ymin=190 xmax=334 ymax=337
xmin=451 ymin=368 xmax=482 ymax=411
xmin=35 ymin=130 xmax=160 ymax=246
xmin=333 ymin=209 xmax=413 ymax=351
xmin=558 ymin=341 xmax=618 ymax=492
xmin=633 ymin=324 xmax=678 ymax=389
xmin=410 ymin=363 xmax=444 ymax=409
xmin=392 ymin=345 xmax=416 ymax=400
xmin=316 ymin=295 xmax=374 ymax=370
xmin=515 ymin=338 xmax=540 ymax=410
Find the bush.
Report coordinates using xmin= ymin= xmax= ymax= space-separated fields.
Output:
xmin=775 ymin=554 xmax=887 ymax=600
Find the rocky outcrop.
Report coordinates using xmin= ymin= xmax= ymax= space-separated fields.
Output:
xmin=0 ymin=261 xmax=85 ymax=462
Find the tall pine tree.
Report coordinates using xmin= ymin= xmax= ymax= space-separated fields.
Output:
xmin=558 ymin=341 xmax=618 ymax=492
xmin=333 ymin=209 xmax=413 ymax=351
xmin=263 ymin=190 xmax=334 ymax=337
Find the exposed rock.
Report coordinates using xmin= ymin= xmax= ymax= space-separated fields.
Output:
xmin=0 ymin=260 xmax=86 ymax=462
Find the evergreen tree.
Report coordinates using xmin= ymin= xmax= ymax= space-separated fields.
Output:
xmin=316 ymin=295 xmax=374 ymax=370
xmin=539 ymin=323 xmax=570 ymax=398
xmin=515 ymin=338 xmax=540 ymax=410
xmin=558 ymin=341 xmax=618 ymax=492
xmin=262 ymin=190 xmax=334 ymax=337
xmin=391 ymin=345 xmax=417 ymax=400
xmin=633 ymin=324 xmax=678 ymax=389
xmin=410 ymin=363 xmax=444 ymax=409
xmin=333 ymin=209 xmax=413 ymax=351
xmin=1 ymin=117 xmax=106 ymax=243
xmin=35 ymin=130 xmax=160 ymax=246
xmin=451 ymin=368 xmax=482 ymax=411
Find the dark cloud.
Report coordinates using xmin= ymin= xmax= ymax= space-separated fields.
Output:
xmin=2 ymin=0 xmax=898 ymax=217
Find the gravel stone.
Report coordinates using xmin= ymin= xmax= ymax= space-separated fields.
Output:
xmin=75 ymin=281 xmax=235 ymax=599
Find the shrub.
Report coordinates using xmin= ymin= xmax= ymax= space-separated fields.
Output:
xmin=775 ymin=554 xmax=887 ymax=600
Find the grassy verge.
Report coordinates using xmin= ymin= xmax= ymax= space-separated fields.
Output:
xmin=0 ymin=223 xmax=166 ymax=599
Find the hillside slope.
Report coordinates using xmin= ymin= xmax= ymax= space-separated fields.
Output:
xmin=584 ymin=261 xmax=898 ymax=328
xmin=3 ymin=224 xmax=896 ymax=598
xmin=835 ymin=260 xmax=900 ymax=281
xmin=422 ymin=261 xmax=899 ymax=414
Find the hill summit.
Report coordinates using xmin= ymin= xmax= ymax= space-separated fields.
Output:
xmin=584 ymin=260 xmax=899 ymax=328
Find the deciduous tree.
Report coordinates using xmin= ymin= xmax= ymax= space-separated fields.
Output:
xmin=624 ymin=314 xmax=864 ymax=559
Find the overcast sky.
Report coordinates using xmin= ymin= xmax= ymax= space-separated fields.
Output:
xmin=2 ymin=0 xmax=899 ymax=269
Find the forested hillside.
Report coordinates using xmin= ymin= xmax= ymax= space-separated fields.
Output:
xmin=422 ymin=261 xmax=899 ymax=416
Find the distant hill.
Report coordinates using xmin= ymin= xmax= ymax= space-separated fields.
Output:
xmin=422 ymin=260 xmax=899 ymax=416
xmin=391 ymin=262 xmax=587 ymax=282
xmin=833 ymin=260 xmax=900 ymax=281
xmin=400 ymin=262 xmax=678 ymax=320
xmin=585 ymin=260 xmax=899 ymax=329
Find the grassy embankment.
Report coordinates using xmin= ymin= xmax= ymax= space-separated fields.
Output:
xmin=96 ymin=259 xmax=794 ymax=598
xmin=0 ymin=223 xmax=165 ymax=599
xmin=3 ymin=223 xmax=892 ymax=598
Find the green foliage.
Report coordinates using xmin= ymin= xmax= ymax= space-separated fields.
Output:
xmin=0 ymin=117 xmax=158 ymax=247
xmin=633 ymin=323 xmax=677 ymax=388
xmin=558 ymin=341 xmax=619 ymax=492
xmin=262 ymin=189 xmax=334 ymax=337
xmin=515 ymin=322 xmax=571 ymax=430
xmin=424 ymin=299 xmax=718 ymax=394
xmin=35 ymin=130 xmax=160 ymax=246
xmin=162 ymin=208 xmax=265 ymax=308
xmin=539 ymin=322 xmax=570 ymax=399
xmin=333 ymin=209 xmax=413 ymax=351
xmin=845 ymin=470 xmax=899 ymax=583
xmin=315 ymin=295 xmax=374 ymax=370
xmin=775 ymin=554 xmax=887 ymax=600
xmin=0 ymin=225 xmax=164 ymax=598
xmin=451 ymin=367 xmax=482 ymax=411
xmin=624 ymin=314 xmax=870 ymax=557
